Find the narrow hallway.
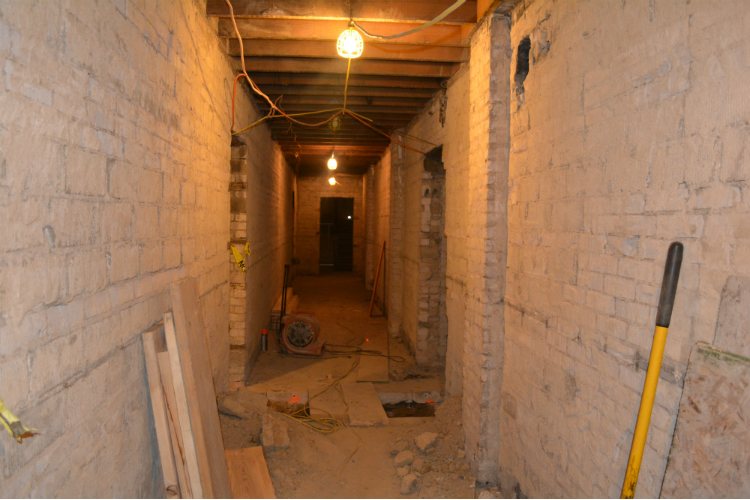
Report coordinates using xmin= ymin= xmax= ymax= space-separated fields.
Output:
xmin=219 ymin=274 xmax=481 ymax=499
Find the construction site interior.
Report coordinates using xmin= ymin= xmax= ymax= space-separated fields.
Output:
xmin=2 ymin=0 xmax=750 ymax=498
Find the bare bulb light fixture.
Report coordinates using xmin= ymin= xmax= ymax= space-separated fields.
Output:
xmin=336 ymin=27 xmax=363 ymax=59
xmin=328 ymin=177 xmax=336 ymax=186
xmin=327 ymin=152 xmax=337 ymax=170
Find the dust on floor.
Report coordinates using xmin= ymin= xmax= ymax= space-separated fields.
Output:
xmin=221 ymin=396 xmax=500 ymax=498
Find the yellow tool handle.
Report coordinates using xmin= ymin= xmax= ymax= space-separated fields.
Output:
xmin=621 ymin=242 xmax=683 ymax=499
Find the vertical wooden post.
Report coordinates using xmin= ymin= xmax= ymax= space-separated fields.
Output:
xmin=369 ymin=241 xmax=386 ymax=317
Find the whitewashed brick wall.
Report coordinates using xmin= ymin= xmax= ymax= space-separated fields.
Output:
xmin=0 ymin=0 xmax=291 ymax=495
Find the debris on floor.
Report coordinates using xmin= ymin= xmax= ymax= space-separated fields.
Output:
xmin=261 ymin=412 xmax=291 ymax=451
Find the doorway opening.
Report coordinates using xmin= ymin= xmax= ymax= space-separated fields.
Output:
xmin=319 ymin=197 xmax=354 ymax=273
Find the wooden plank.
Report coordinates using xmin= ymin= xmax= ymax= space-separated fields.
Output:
xmin=158 ymin=349 xmax=194 ymax=499
xmin=309 ymin=384 xmax=347 ymax=421
xmin=229 ymin=39 xmax=469 ymax=63
xmin=225 ymin=447 xmax=276 ymax=499
xmin=247 ymin=72 xmax=443 ymax=89
xmin=170 ymin=279 xmax=232 ymax=499
xmin=142 ymin=323 xmax=180 ymax=499
xmin=356 ymin=335 xmax=389 ymax=383
xmin=661 ymin=342 xmax=750 ymax=498
xmin=164 ymin=312 xmax=204 ymax=498
xmin=208 ymin=0 xmax=478 ymax=24
xmin=240 ymin=57 xmax=458 ymax=78
xmin=341 ymin=382 xmax=389 ymax=427
xmin=218 ymin=18 xmax=468 ymax=46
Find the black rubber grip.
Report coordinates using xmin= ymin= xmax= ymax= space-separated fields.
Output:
xmin=656 ymin=242 xmax=683 ymax=328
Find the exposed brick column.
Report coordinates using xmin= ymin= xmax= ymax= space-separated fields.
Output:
xmin=462 ymin=13 xmax=511 ymax=483
xmin=229 ymin=143 xmax=248 ymax=389
xmin=387 ymin=142 xmax=405 ymax=338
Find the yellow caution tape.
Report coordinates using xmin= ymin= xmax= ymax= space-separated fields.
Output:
xmin=231 ymin=242 xmax=250 ymax=272
xmin=0 ymin=396 xmax=37 ymax=443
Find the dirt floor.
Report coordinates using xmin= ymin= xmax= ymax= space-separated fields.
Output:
xmin=220 ymin=274 xmax=502 ymax=499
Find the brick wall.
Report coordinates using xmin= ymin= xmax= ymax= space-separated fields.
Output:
xmin=295 ymin=174 xmax=364 ymax=276
xmin=364 ymin=148 xmax=391 ymax=312
xmin=0 ymin=0 xmax=291 ymax=495
xmin=499 ymin=0 xmax=750 ymax=497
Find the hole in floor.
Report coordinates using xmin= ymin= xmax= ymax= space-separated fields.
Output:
xmin=382 ymin=402 xmax=435 ymax=418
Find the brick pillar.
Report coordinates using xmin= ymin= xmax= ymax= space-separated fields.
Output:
xmin=387 ymin=142 xmax=405 ymax=338
xmin=229 ymin=143 xmax=248 ymax=389
xmin=462 ymin=13 xmax=511 ymax=483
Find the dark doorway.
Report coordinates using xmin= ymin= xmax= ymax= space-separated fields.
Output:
xmin=319 ymin=197 xmax=354 ymax=273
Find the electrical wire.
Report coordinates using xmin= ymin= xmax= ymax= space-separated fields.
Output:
xmin=352 ymin=0 xmax=466 ymax=40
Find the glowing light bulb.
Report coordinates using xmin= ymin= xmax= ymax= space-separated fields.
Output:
xmin=328 ymin=177 xmax=336 ymax=186
xmin=336 ymin=28 xmax=363 ymax=59
xmin=327 ymin=153 xmax=337 ymax=170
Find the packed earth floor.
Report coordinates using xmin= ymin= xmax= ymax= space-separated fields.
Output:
xmin=219 ymin=274 xmax=501 ymax=499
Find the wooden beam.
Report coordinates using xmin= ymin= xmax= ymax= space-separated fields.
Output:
xmin=260 ymin=94 xmax=429 ymax=107
xmin=282 ymin=145 xmax=386 ymax=153
xmin=246 ymin=72 xmax=443 ymax=88
xmin=240 ymin=57 xmax=457 ymax=78
xmin=208 ymin=0 xmax=478 ymax=24
xmin=218 ymin=18 xmax=469 ymax=46
xmin=259 ymin=104 xmax=424 ymax=115
xmin=229 ymin=39 xmax=469 ymax=63
xmin=256 ymin=85 xmax=436 ymax=98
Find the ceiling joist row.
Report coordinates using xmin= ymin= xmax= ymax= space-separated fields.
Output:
xmin=208 ymin=1 xmax=511 ymax=175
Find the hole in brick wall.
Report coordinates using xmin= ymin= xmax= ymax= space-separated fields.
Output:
xmin=423 ymin=145 xmax=444 ymax=174
xmin=515 ymin=37 xmax=531 ymax=96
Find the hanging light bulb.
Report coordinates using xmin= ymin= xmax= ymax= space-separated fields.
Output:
xmin=327 ymin=152 xmax=337 ymax=170
xmin=336 ymin=27 xmax=363 ymax=59
xmin=328 ymin=177 xmax=336 ymax=186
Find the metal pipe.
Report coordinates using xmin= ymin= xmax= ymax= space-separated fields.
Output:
xmin=621 ymin=242 xmax=683 ymax=499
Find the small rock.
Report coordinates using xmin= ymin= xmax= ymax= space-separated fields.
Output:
xmin=457 ymin=449 xmax=465 ymax=459
xmin=412 ymin=458 xmax=425 ymax=472
xmin=218 ymin=396 xmax=252 ymax=419
xmin=448 ymin=462 xmax=457 ymax=473
xmin=262 ymin=412 xmax=290 ymax=451
xmin=235 ymin=388 xmax=269 ymax=415
xmin=394 ymin=450 xmax=414 ymax=468
xmin=415 ymin=432 xmax=438 ymax=452
xmin=422 ymin=462 xmax=432 ymax=474
xmin=396 ymin=467 xmax=410 ymax=477
xmin=400 ymin=474 xmax=419 ymax=495
xmin=478 ymin=491 xmax=495 ymax=499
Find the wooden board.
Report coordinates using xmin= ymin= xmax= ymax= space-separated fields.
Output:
xmin=142 ymin=323 xmax=180 ymax=499
xmin=309 ymin=384 xmax=347 ymax=421
xmin=158 ymin=350 xmax=193 ymax=499
xmin=341 ymin=382 xmax=389 ymax=427
xmin=164 ymin=313 xmax=204 ymax=498
xmin=356 ymin=336 xmax=389 ymax=383
xmin=661 ymin=342 xmax=750 ymax=498
xmin=225 ymin=447 xmax=276 ymax=499
xmin=170 ymin=278 xmax=232 ymax=499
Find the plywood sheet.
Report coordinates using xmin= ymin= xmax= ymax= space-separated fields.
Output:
xmin=226 ymin=447 xmax=276 ymax=499
xmin=170 ymin=278 xmax=232 ymax=499
xmin=661 ymin=342 xmax=750 ymax=498
xmin=356 ymin=335 xmax=389 ymax=383
xmin=715 ymin=275 xmax=750 ymax=357
xmin=341 ymin=382 xmax=389 ymax=427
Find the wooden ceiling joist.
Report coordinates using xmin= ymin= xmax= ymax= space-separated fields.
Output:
xmin=207 ymin=0 xmax=478 ymax=24
xmin=246 ymin=73 xmax=443 ymax=89
xmin=241 ymin=57 xmax=457 ymax=78
xmin=218 ymin=19 xmax=471 ymax=46
xmin=257 ymin=85 xmax=436 ymax=99
xmin=229 ymin=39 xmax=468 ymax=63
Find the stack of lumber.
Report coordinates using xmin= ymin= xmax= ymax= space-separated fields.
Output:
xmin=270 ymin=288 xmax=299 ymax=330
xmin=142 ymin=277 xmax=275 ymax=499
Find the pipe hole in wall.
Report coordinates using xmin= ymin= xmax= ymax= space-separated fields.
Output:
xmin=515 ymin=37 xmax=531 ymax=99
